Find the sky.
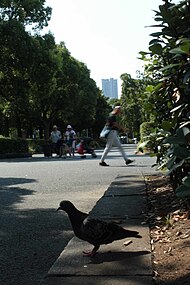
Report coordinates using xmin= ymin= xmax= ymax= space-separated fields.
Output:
xmin=43 ymin=0 xmax=179 ymax=96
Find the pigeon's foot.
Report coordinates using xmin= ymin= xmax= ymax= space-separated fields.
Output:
xmin=83 ymin=245 xmax=99 ymax=257
xmin=83 ymin=249 xmax=97 ymax=257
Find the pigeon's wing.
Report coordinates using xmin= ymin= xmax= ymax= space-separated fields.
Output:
xmin=81 ymin=217 xmax=116 ymax=245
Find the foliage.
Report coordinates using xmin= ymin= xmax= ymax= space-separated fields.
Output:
xmin=139 ymin=0 xmax=190 ymax=198
xmin=120 ymin=73 xmax=155 ymax=140
xmin=27 ymin=138 xmax=45 ymax=153
xmin=138 ymin=128 xmax=171 ymax=166
xmin=163 ymin=127 xmax=190 ymax=197
xmin=140 ymin=122 xmax=155 ymax=142
xmin=0 ymin=0 xmax=52 ymax=29
xmin=0 ymin=18 xmax=35 ymax=136
xmin=0 ymin=0 xmax=52 ymax=137
xmin=92 ymin=92 xmax=112 ymax=138
xmin=0 ymin=1 xmax=102 ymax=140
xmin=0 ymin=137 xmax=29 ymax=154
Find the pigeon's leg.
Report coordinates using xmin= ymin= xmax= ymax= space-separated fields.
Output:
xmin=83 ymin=245 xmax=100 ymax=257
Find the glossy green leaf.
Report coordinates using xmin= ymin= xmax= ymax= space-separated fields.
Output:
xmin=170 ymin=104 xmax=184 ymax=113
xmin=161 ymin=120 xmax=173 ymax=131
xmin=182 ymin=173 xmax=190 ymax=187
xmin=169 ymin=47 xmax=187 ymax=54
xmin=138 ymin=141 xmax=149 ymax=149
xmin=176 ymin=184 xmax=190 ymax=198
xmin=154 ymin=17 xmax=164 ymax=21
xmin=150 ymin=32 xmax=163 ymax=37
xmin=173 ymin=146 xmax=190 ymax=159
xmin=160 ymin=63 xmax=180 ymax=71
xmin=149 ymin=44 xmax=163 ymax=55
xmin=149 ymin=39 xmax=163 ymax=45
xmin=145 ymin=85 xmax=155 ymax=92
xmin=176 ymin=127 xmax=190 ymax=137
xmin=166 ymin=155 xmax=176 ymax=169
xmin=166 ymin=158 xmax=184 ymax=174
xmin=163 ymin=136 xmax=186 ymax=144
xmin=183 ymin=69 xmax=190 ymax=83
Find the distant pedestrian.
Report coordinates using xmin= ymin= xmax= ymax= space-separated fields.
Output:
xmin=50 ymin=125 xmax=62 ymax=155
xmin=64 ymin=125 xmax=76 ymax=156
xmin=99 ymin=106 xmax=134 ymax=166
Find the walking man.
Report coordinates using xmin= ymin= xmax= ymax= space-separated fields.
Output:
xmin=99 ymin=106 xmax=134 ymax=166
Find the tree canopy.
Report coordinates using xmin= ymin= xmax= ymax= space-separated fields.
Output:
xmin=0 ymin=0 xmax=109 ymax=139
xmin=0 ymin=0 xmax=52 ymax=29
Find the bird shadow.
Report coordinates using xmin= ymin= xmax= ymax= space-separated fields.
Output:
xmin=89 ymin=250 xmax=150 ymax=264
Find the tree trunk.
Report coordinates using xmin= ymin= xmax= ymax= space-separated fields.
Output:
xmin=43 ymin=120 xmax=50 ymax=142
xmin=16 ymin=116 xmax=22 ymax=137
xmin=4 ymin=116 xmax=10 ymax=137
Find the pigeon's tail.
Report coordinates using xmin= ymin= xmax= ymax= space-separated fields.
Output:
xmin=109 ymin=224 xmax=142 ymax=242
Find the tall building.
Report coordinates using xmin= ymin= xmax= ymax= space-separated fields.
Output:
xmin=101 ymin=78 xmax=118 ymax=99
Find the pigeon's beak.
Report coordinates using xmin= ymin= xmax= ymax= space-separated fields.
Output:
xmin=56 ymin=207 xmax=61 ymax=211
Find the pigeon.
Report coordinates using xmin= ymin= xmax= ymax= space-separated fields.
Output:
xmin=57 ymin=200 xmax=142 ymax=257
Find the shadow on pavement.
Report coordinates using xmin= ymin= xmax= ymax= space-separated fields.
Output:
xmin=0 ymin=178 xmax=74 ymax=285
xmin=90 ymin=250 xmax=150 ymax=264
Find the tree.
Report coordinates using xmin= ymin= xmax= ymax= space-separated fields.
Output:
xmin=29 ymin=34 xmax=63 ymax=140
xmin=0 ymin=1 xmax=100 ymax=140
xmin=120 ymin=73 xmax=153 ymax=139
xmin=92 ymin=91 xmax=111 ymax=138
xmin=0 ymin=19 xmax=35 ymax=136
xmin=54 ymin=51 xmax=99 ymax=132
xmin=139 ymin=0 xmax=190 ymax=128
xmin=139 ymin=0 xmax=190 ymax=197
xmin=0 ymin=0 xmax=52 ymax=29
xmin=29 ymin=39 xmax=100 ymax=140
xmin=0 ymin=0 xmax=52 ymax=137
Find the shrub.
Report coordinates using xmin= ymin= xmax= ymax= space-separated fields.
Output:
xmin=140 ymin=122 xmax=155 ymax=142
xmin=27 ymin=139 xmax=46 ymax=154
xmin=0 ymin=137 xmax=29 ymax=154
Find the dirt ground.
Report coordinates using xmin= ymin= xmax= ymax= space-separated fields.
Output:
xmin=145 ymin=175 xmax=190 ymax=285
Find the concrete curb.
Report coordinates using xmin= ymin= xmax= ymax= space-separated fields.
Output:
xmin=48 ymin=175 xmax=153 ymax=285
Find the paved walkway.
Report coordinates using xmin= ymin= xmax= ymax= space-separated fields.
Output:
xmin=48 ymin=173 xmax=153 ymax=285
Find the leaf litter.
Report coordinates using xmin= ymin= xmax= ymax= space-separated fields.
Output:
xmin=145 ymin=175 xmax=190 ymax=284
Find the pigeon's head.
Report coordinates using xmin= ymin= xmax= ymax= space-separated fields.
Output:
xmin=57 ymin=200 xmax=75 ymax=213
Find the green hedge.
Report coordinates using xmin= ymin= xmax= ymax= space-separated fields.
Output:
xmin=0 ymin=137 xmax=29 ymax=154
xmin=140 ymin=122 xmax=155 ymax=142
xmin=27 ymin=139 xmax=46 ymax=154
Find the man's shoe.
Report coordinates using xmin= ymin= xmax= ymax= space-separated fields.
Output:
xmin=99 ymin=161 xmax=109 ymax=166
xmin=125 ymin=159 xmax=134 ymax=165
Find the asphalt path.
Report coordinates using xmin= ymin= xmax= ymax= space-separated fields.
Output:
xmin=0 ymin=145 xmax=157 ymax=285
